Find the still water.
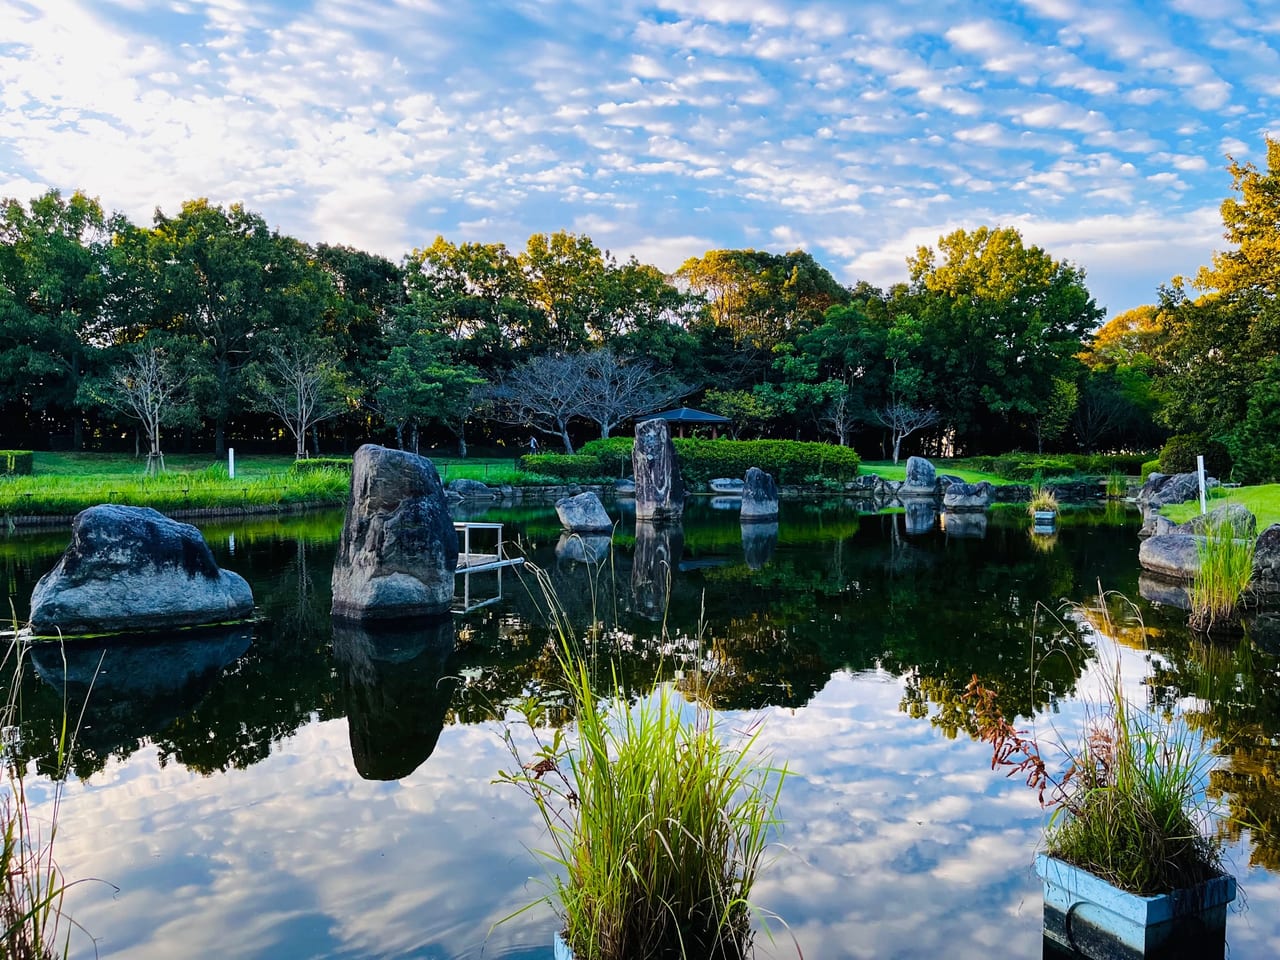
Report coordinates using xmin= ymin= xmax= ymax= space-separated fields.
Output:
xmin=2 ymin=500 xmax=1279 ymax=959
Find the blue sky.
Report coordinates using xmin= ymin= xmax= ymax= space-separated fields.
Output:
xmin=2 ymin=0 xmax=1275 ymax=317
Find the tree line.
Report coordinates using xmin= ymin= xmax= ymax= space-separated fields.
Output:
xmin=1 ymin=140 xmax=1275 ymax=475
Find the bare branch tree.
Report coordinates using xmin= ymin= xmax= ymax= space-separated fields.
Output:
xmin=490 ymin=353 xmax=595 ymax=453
xmin=253 ymin=341 xmax=352 ymax=459
xmin=821 ymin=389 xmax=859 ymax=447
xmin=97 ymin=345 xmax=186 ymax=475
xmin=580 ymin=349 xmax=688 ymax=439
xmin=875 ymin=403 xmax=941 ymax=464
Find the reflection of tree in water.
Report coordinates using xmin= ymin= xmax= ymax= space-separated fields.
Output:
xmin=1148 ymin=634 xmax=1280 ymax=871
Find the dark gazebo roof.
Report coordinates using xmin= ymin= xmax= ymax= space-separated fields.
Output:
xmin=641 ymin=407 xmax=731 ymax=424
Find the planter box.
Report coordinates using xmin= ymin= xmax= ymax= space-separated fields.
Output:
xmin=1035 ymin=854 xmax=1235 ymax=959
xmin=553 ymin=932 xmax=573 ymax=960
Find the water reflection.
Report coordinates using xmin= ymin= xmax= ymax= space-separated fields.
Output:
xmin=903 ymin=498 xmax=938 ymax=536
xmin=741 ymin=521 xmax=777 ymax=570
xmin=332 ymin=617 xmax=458 ymax=781
xmin=631 ymin=522 xmax=683 ymax=621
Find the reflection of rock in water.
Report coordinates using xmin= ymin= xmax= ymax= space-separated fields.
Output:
xmin=632 ymin=522 xmax=684 ymax=621
xmin=903 ymin=499 xmax=938 ymax=536
xmin=1139 ymin=572 xmax=1191 ymax=611
xmin=942 ymin=511 xmax=987 ymax=539
xmin=331 ymin=617 xmax=457 ymax=781
xmin=30 ymin=625 xmax=254 ymax=759
xmin=555 ymin=532 xmax=612 ymax=565
xmin=741 ymin=522 xmax=777 ymax=570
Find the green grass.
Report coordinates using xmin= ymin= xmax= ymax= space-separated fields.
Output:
xmin=860 ymin=460 xmax=1010 ymax=485
xmin=1164 ymin=483 xmax=1280 ymax=529
xmin=1189 ymin=523 xmax=1256 ymax=631
xmin=498 ymin=567 xmax=785 ymax=960
xmin=1 ymin=456 xmax=349 ymax=517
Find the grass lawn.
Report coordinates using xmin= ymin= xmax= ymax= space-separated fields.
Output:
xmin=1163 ymin=484 xmax=1280 ymax=529
xmin=859 ymin=459 xmax=1010 ymax=485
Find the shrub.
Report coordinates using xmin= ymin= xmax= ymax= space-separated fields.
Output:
xmin=962 ymin=452 xmax=1154 ymax=480
xmin=289 ymin=457 xmax=352 ymax=475
xmin=1160 ymin=434 xmax=1232 ymax=478
xmin=576 ymin=438 xmax=634 ymax=477
xmin=0 ymin=451 xmax=34 ymax=476
xmin=1140 ymin=458 xmax=1161 ymax=479
xmin=517 ymin=453 xmax=606 ymax=481
xmin=578 ymin=438 xmax=859 ymax=487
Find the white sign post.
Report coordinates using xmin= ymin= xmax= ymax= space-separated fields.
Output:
xmin=1197 ymin=454 xmax=1207 ymax=515
xmin=229 ymin=447 xmax=236 ymax=480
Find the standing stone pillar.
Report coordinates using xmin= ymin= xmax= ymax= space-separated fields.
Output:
xmin=740 ymin=466 xmax=779 ymax=522
xmin=633 ymin=419 xmax=685 ymax=522
xmin=331 ymin=444 xmax=459 ymax=620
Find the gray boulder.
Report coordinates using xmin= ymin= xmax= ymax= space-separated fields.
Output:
xmin=740 ymin=467 xmax=779 ymax=522
xmin=555 ymin=491 xmax=613 ymax=533
xmin=1138 ymin=533 xmax=1203 ymax=580
xmin=447 ymin=478 xmax=497 ymax=500
xmin=633 ymin=419 xmax=685 ymax=522
xmin=614 ymin=477 xmax=636 ymax=497
xmin=1138 ymin=472 xmax=1208 ymax=511
xmin=332 ymin=445 xmax=459 ymax=621
xmin=710 ymin=477 xmax=745 ymax=493
xmin=943 ymin=481 xmax=995 ymax=511
xmin=1253 ymin=524 xmax=1280 ymax=594
xmin=1176 ymin=503 xmax=1257 ymax=539
xmin=902 ymin=456 xmax=938 ymax=495
xmin=29 ymin=504 xmax=254 ymax=635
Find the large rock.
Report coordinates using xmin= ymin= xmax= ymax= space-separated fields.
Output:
xmin=555 ymin=491 xmax=613 ymax=532
xmin=902 ymin=456 xmax=938 ymax=496
xmin=447 ymin=478 xmax=497 ymax=500
xmin=1253 ymin=524 xmax=1280 ymax=594
xmin=331 ymin=445 xmax=459 ymax=621
xmin=1138 ymin=533 xmax=1203 ymax=580
xmin=1177 ymin=503 xmax=1257 ymax=539
xmin=1139 ymin=472 xmax=1209 ymax=511
xmin=29 ymin=504 xmax=253 ymax=635
xmin=740 ymin=466 xmax=779 ymax=522
xmin=633 ymin=419 xmax=685 ymax=522
xmin=943 ymin=481 xmax=995 ymax=511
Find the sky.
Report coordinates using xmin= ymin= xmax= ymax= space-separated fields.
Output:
xmin=1 ymin=0 xmax=1276 ymax=318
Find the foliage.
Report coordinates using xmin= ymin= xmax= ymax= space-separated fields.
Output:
xmin=1141 ymin=459 xmax=1161 ymax=479
xmin=577 ymin=438 xmax=635 ymax=477
xmin=966 ymin=603 xmax=1224 ymax=896
xmin=1163 ymin=483 xmax=1280 ymax=529
xmin=517 ymin=453 xmax=608 ymax=482
xmin=570 ymin=438 xmax=860 ymax=487
xmin=0 ymin=452 xmax=33 ymax=476
xmin=1028 ymin=489 xmax=1059 ymax=515
xmin=959 ymin=452 xmax=1151 ymax=481
xmin=1159 ymin=434 xmax=1232 ymax=477
xmin=1189 ymin=524 xmax=1256 ymax=631
xmin=289 ymin=458 xmax=352 ymax=475
xmin=497 ymin=573 xmax=784 ymax=960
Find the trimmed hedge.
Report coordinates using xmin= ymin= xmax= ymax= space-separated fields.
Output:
xmin=1159 ymin=434 xmax=1232 ymax=478
xmin=289 ymin=457 xmax=352 ymax=475
xmin=0 ymin=451 xmax=34 ymax=476
xmin=1140 ymin=459 xmax=1161 ymax=480
xmin=518 ymin=452 xmax=608 ymax=480
xmin=961 ymin=451 xmax=1154 ymax=480
xmin=564 ymin=438 xmax=860 ymax=487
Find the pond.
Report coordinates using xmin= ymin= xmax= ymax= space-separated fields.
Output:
xmin=2 ymin=499 xmax=1279 ymax=959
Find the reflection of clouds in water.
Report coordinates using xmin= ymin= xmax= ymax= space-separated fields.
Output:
xmin=50 ymin=720 xmax=557 ymax=959
xmin=749 ymin=671 xmax=1045 ymax=959
xmin=34 ymin=667 xmax=1280 ymax=959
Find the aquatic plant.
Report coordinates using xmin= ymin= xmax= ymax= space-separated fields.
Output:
xmin=1189 ymin=522 xmax=1256 ymax=631
xmin=497 ymin=567 xmax=786 ymax=960
xmin=1027 ymin=487 xmax=1059 ymax=516
xmin=1105 ymin=471 xmax=1127 ymax=499
xmin=965 ymin=596 xmax=1224 ymax=896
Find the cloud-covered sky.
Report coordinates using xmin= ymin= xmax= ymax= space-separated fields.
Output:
xmin=2 ymin=0 xmax=1275 ymax=316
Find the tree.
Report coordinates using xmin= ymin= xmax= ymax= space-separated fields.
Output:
xmin=1031 ymin=377 xmax=1078 ymax=453
xmin=702 ymin=389 xmax=777 ymax=439
xmin=0 ymin=189 xmax=121 ymax=449
xmin=907 ymin=226 xmax=1103 ymax=452
xmin=876 ymin=404 xmax=941 ymax=465
xmin=491 ymin=353 xmax=594 ymax=453
xmin=252 ymin=340 xmax=352 ymax=459
xmin=93 ymin=344 xmax=187 ymax=474
xmin=369 ymin=332 xmax=484 ymax=454
xmin=578 ymin=349 xmax=687 ymax=439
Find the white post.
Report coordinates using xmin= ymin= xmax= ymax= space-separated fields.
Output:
xmin=1197 ymin=454 xmax=1207 ymax=515
xmin=228 ymin=447 xmax=236 ymax=480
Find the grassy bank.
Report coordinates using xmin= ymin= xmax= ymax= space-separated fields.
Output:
xmin=859 ymin=460 xmax=1010 ymax=485
xmin=1164 ymin=484 xmax=1280 ymax=529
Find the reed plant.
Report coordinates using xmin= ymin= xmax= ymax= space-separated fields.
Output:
xmin=497 ymin=567 xmax=786 ymax=960
xmin=967 ymin=594 xmax=1224 ymax=896
xmin=1189 ymin=522 xmax=1256 ymax=631
xmin=1104 ymin=471 xmax=1127 ymax=499
xmin=1027 ymin=487 xmax=1059 ymax=516
xmin=0 ymin=635 xmax=77 ymax=958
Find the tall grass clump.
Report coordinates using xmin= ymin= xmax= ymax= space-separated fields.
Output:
xmin=1027 ymin=488 xmax=1059 ymax=516
xmin=1189 ymin=523 xmax=1256 ymax=631
xmin=967 ymin=594 xmax=1224 ymax=896
xmin=0 ymin=636 xmax=75 ymax=958
xmin=497 ymin=569 xmax=786 ymax=960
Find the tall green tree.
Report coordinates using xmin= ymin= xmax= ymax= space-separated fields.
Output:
xmin=907 ymin=226 xmax=1102 ymax=453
